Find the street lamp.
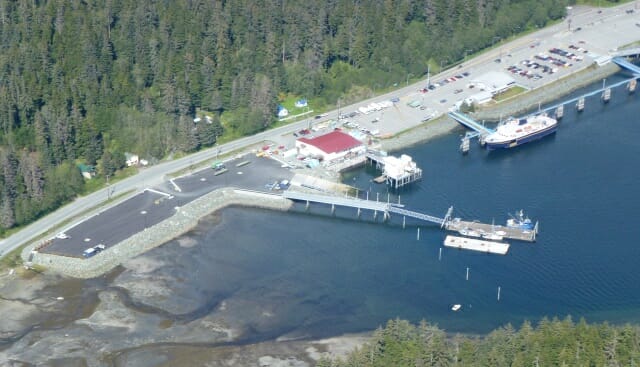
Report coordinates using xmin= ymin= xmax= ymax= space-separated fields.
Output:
xmin=406 ymin=73 xmax=413 ymax=86
xmin=141 ymin=210 xmax=147 ymax=230
xmin=440 ymin=60 xmax=448 ymax=72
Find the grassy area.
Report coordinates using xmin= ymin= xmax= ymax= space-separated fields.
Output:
xmin=493 ymin=86 xmax=527 ymax=102
xmin=573 ymin=0 xmax=635 ymax=7
xmin=620 ymin=40 xmax=640 ymax=49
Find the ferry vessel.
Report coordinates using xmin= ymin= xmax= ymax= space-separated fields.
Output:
xmin=484 ymin=114 xmax=558 ymax=149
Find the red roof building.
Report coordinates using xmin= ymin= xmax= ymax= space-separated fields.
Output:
xmin=296 ymin=130 xmax=365 ymax=162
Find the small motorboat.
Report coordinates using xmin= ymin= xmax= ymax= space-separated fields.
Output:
xmin=451 ymin=304 xmax=462 ymax=312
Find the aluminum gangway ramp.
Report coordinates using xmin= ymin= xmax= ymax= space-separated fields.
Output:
xmin=448 ymin=111 xmax=494 ymax=135
xmin=282 ymin=190 xmax=391 ymax=212
xmin=387 ymin=206 xmax=452 ymax=227
xmin=612 ymin=57 xmax=640 ymax=75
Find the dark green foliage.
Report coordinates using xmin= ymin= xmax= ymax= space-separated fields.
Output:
xmin=0 ymin=0 xmax=567 ymax=232
xmin=330 ymin=318 xmax=640 ymax=367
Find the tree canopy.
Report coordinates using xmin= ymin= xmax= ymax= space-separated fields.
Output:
xmin=319 ymin=317 xmax=640 ymax=367
xmin=0 ymin=0 xmax=567 ymax=234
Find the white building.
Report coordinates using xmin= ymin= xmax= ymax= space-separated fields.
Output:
xmin=468 ymin=71 xmax=515 ymax=94
xmin=295 ymin=131 xmax=365 ymax=162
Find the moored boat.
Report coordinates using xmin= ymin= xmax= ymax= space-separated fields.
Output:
xmin=506 ymin=209 xmax=534 ymax=230
xmin=484 ymin=114 xmax=558 ymax=150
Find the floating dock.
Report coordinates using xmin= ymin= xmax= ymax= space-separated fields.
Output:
xmin=444 ymin=235 xmax=510 ymax=255
xmin=445 ymin=217 xmax=537 ymax=242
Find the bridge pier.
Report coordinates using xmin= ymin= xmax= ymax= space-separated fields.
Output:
xmin=555 ymin=105 xmax=564 ymax=119
xmin=331 ymin=203 xmax=335 ymax=215
xmin=403 ymin=216 xmax=406 ymax=229
xmin=305 ymin=200 xmax=310 ymax=211
xmin=373 ymin=210 xmax=377 ymax=220
xmin=357 ymin=207 xmax=361 ymax=218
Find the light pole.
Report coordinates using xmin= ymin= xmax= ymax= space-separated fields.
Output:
xmin=440 ymin=60 xmax=447 ymax=72
xmin=140 ymin=210 xmax=147 ymax=230
xmin=406 ymin=73 xmax=413 ymax=86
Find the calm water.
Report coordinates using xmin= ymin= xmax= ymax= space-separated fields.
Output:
xmin=167 ymin=73 xmax=640 ymax=338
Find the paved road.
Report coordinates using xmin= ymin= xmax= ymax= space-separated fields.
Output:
xmin=1 ymin=2 xmax=639 ymax=259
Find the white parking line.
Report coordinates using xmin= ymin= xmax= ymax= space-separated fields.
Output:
xmin=144 ymin=188 xmax=174 ymax=198
xmin=169 ymin=179 xmax=182 ymax=192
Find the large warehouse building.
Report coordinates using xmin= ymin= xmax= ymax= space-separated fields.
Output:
xmin=295 ymin=131 xmax=365 ymax=163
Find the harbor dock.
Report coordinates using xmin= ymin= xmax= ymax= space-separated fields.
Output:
xmin=445 ymin=217 xmax=537 ymax=242
xmin=282 ymin=189 xmax=538 ymax=242
xmin=366 ymin=151 xmax=422 ymax=189
xmin=444 ymin=235 xmax=510 ymax=255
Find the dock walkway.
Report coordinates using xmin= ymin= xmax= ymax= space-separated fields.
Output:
xmin=448 ymin=111 xmax=494 ymax=135
xmin=283 ymin=190 xmax=536 ymax=241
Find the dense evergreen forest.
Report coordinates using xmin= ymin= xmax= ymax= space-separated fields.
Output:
xmin=318 ymin=318 xmax=640 ymax=366
xmin=0 ymin=0 xmax=569 ymax=234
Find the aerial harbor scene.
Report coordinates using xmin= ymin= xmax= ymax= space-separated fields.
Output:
xmin=1 ymin=1 xmax=640 ymax=366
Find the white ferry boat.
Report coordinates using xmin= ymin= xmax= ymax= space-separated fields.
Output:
xmin=484 ymin=114 xmax=558 ymax=149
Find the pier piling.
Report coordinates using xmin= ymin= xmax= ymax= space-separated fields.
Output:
xmin=466 ymin=267 xmax=469 ymax=280
xmin=555 ymin=105 xmax=564 ymax=119
xmin=439 ymin=247 xmax=442 ymax=261
xmin=417 ymin=228 xmax=420 ymax=241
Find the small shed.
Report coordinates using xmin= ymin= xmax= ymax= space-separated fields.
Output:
xmin=125 ymin=152 xmax=139 ymax=167
xmin=277 ymin=105 xmax=289 ymax=118
xmin=78 ymin=164 xmax=96 ymax=179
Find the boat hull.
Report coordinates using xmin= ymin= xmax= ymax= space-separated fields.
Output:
xmin=485 ymin=123 xmax=557 ymax=150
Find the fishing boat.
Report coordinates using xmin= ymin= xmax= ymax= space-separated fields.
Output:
xmin=484 ymin=114 xmax=558 ymax=150
xmin=506 ymin=210 xmax=534 ymax=230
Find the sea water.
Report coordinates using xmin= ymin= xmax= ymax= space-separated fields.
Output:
xmin=170 ymin=73 xmax=640 ymax=338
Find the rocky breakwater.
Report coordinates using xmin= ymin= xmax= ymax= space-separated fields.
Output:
xmin=23 ymin=188 xmax=293 ymax=279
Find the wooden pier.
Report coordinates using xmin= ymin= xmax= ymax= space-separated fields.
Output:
xmin=445 ymin=217 xmax=536 ymax=242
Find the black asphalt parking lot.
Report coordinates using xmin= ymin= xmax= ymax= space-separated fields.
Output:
xmin=43 ymin=154 xmax=294 ymax=257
